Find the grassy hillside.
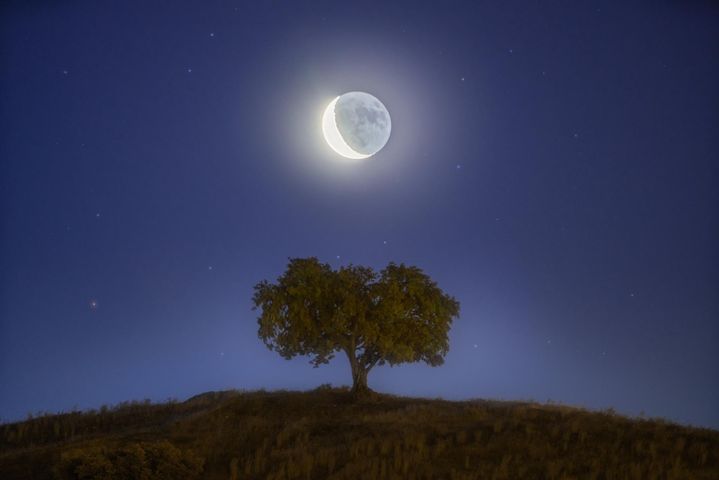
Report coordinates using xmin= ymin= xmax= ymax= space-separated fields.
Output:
xmin=1 ymin=386 xmax=717 ymax=479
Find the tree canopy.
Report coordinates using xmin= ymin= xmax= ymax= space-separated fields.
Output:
xmin=252 ymin=258 xmax=460 ymax=394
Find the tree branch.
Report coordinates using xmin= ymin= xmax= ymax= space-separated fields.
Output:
xmin=360 ymin=347 xmax=381 ymax=371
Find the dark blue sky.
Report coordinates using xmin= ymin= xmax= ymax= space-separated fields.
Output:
xmin=1 ymin=1 xmax=718 ymax=428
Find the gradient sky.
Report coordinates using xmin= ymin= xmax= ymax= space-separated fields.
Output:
xmin=1 ymin=1 xmax=718 ymax=429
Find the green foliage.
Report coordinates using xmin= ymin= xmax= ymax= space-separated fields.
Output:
xmin=253 ymin=258 xmax=460 ymax=391
xmin=2 ymin=389 xmax=718 ymax=480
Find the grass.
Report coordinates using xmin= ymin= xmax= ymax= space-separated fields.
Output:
xmin=1 ymin=385 xmax=717 ymax=479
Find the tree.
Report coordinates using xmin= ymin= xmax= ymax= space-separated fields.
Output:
xmin=252 ymin=257 xmax=460 ymax=395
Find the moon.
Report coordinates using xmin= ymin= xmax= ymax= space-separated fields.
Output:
xmin=322 ymin=91 xmax=391 ymax=160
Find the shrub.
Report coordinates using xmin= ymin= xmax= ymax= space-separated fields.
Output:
xmin=54 ymin=441 xmax=204 ymax=480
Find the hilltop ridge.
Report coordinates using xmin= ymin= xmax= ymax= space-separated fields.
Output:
xmin=1 ymin=387 xmax=717 ymax=479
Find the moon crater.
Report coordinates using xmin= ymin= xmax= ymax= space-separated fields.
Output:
xmin=322 ymin=91 xmax=391 ymax=159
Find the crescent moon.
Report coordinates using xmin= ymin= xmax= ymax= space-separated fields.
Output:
xmin=321 ymin=96 xmax=370 ymax=160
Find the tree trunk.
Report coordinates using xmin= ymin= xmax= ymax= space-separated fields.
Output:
xmin=347 ymin=350 xmax=372 ymax=396
xmin=351 ymin=366 xmax=369 ymax=394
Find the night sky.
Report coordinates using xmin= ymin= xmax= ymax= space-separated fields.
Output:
xmin=1 ymin=1 xmax=718 ymax=429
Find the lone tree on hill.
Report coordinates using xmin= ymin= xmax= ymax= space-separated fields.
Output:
xmin=253 ymin=257 xmax=460 ymax=395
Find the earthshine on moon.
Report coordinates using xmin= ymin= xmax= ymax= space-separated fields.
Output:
xmin=322 ymin=91 xmax=391 ymax=160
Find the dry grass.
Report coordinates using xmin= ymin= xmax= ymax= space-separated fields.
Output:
xmin=1 ymin=386 xmax=717 ymax=479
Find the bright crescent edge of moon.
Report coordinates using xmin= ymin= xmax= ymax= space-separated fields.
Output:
xmin=321 ymin=97 xmax=371 ymax=160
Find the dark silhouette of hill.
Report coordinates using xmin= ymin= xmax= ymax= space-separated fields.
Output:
xmin=1 ymin=386 xmax=717 ymax=479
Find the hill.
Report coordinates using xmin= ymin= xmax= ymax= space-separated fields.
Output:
xmin=1 ymin=387 xmax=717 ymax=479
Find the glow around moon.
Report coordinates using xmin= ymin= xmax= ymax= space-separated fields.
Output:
xmin=322 ymin=92 xmax=391 ymax=160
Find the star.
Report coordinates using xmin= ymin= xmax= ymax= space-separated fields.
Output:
xmin=383 ymin=240 xmax=387 ymax=245
xmin=209 ymin=32 xmax=215 ymax=37
xmin=460 ymin=77 xmax=465 ymax=82
xmin=473 ymin=344 xmax=478 ymax=348
xmin=336 ymin=255 xmax=341 ymax=260
xmin=95 ymin=212 xmax=101 ymax=218
xmin=62 ymin=70 xmax=68 ymax=75
xmin=187 ymin=68 xmax=192 ymax=73
xmin=456 ymin=164 xmax=461 ymax=169
xmin=89 ymin=299 xmax=98 ymax=310
xmin=208 ymin=266 xmax=213 ymax=271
